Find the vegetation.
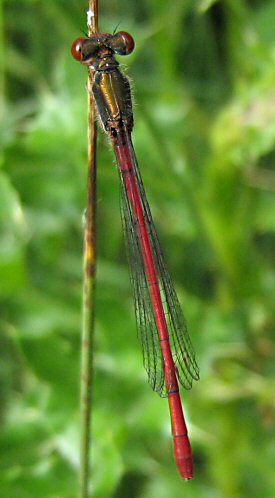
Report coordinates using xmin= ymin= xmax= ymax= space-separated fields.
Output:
xmin=1 ymin=0 xmax=274 ymax=497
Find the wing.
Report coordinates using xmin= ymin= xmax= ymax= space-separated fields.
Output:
xmin=118 ymin=133 xmax=199 ymax=397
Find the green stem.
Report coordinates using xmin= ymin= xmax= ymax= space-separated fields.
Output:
xmin=78 ymin=2 xmax=99 ymax=498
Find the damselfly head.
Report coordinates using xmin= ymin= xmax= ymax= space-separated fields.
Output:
xmin=71 ymin=31 xmax=135 ymax=65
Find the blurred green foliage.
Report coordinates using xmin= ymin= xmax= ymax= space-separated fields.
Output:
xmin=1 ymin=0 xmax=275 ymax=497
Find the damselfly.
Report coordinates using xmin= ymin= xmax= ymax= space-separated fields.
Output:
xmin=71 ymin=30 xmax=199 ymax=480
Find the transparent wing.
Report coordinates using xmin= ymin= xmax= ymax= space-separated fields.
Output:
xmin=118 ymin=133 xmax=199 ymax=397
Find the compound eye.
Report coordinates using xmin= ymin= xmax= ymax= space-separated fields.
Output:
xmin=110 ymin=31 xmax=135 ymax=55
xmin=117 ymin=31 xmax=135 ymax=55
xmin=71 ymin=38 xmax=86 ymax=61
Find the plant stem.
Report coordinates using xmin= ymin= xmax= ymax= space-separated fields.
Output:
xmin=79 ymin=2 xmax=99 ymax=498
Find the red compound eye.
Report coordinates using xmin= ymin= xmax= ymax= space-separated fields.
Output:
xmin=117 ymin=31 xmax=135 ymax=55
xmin=109 ymin=31 xmax=135 ymax=56
xmin=71 ymin=38 xmax=86 ymax=61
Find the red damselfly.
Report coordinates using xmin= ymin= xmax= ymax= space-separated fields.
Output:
xmin=71 ymin=30 xmax=199 ymax=480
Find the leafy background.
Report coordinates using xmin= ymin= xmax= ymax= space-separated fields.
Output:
xmin=1 ymin=0 xmax=275 ymax=497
